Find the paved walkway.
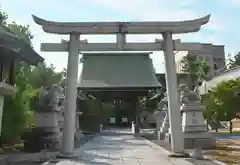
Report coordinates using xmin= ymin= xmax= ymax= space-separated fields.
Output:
xmin=52 ymin=129 xmax=194 ymax=165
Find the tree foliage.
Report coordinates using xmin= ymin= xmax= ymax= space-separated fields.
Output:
xmin=0 ymin=7 xmax=7 ymax=25
xmin=202 ymin=79 xmax=240 ymax=132
xmin=197 ymin=60 xmax=210 ymax=81
xmin=27 ymin=63 xmax=66 ymax=88
xmin=8 ymin=22 xmax=33 ymax=45
xmin=228 ymin=52 xmax=240 ymax=69
xmin=0 ymin=8 xmax=66 ymax=144
xmin=181 ymin=55 xmax=210 ymax=87
xmin=181 ymin=55 xmax=199 ymax=75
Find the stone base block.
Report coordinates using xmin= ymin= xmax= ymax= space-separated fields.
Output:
xmin=184 ymin=138 xmax=216 ymax=149
xmin=183 ymin=132 xmax=216 ymax=149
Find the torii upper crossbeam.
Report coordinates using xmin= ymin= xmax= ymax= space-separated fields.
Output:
xmin=32 ymin=15 xmax=210 ymax=34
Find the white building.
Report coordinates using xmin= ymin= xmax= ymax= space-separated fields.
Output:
xmin=175 ymin=44 xmax=226 ymax=78
xmin=199 ymin=66 xmax=240 ymax=95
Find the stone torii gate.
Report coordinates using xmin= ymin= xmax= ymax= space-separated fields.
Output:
xmin=32 ymin=14 xmax=210 ymax=157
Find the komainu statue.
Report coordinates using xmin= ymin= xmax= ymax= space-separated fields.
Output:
xmin=179 ymin=84 xmax=201 ymax=105
xmin=38 ymin=85 xmax=65 ymax=107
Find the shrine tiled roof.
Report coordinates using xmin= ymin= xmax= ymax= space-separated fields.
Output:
xmin=0 ymin=24 xmax=44 ymax=65
xmin=78 ymin=53 xmax=161 ymax=90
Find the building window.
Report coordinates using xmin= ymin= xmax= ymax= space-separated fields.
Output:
xmin=205 ymin=56 xmax=209 ymax=61
xmin=214 ymin=64 xmax=218 ymax=70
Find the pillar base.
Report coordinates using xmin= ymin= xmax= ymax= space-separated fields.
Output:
xmin=56 ymin=152 xmax=78 ymax=159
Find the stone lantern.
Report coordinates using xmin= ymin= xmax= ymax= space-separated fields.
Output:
xmin=36 ymin=85 xmax=65 ymax=150
xmin=179 ymin=84 xmax=215 ymax=149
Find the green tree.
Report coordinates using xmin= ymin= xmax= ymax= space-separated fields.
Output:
xmin=8 ymin=22 xmax=33 ymax=45
xmin=181 ymin=55 xmax=210 ymax=88
xmin=202 ymin=79 xmax=240 ymax=133
xmin=197 ymin=60 xmax=210 ymax=82
xmin=228 ymin=52 xmax=240 ymax=68
xmin=0 ymin=8 xmax=31 ymax=144
xmin=0 ymin=8 xmax=66 ymax=144
xmin=202 ymin=93 xmax=224 ymax=132
xmin=181 ymin=55 xmax=199 ymax=86
xmin=0 ymin=7 xmax=7 ymax=25
xmin=28 ymin=63 xmax=65 ymax=88
xmin=202 ymin=94 xmax=215 ymax=130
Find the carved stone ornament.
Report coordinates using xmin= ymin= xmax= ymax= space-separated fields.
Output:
xmin=38 ymin=85 xmax=65 ymax=107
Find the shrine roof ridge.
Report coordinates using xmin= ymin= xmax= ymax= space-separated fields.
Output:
xmin=32 ymin=15 xmax=211 ymax=34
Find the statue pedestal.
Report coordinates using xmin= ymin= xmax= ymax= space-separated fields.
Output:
xmin=181 ymin=97 xmax=216 ymax=149
xmin=36 ymin=106 xmax=61 ymax=128
xmin=183 ymin=132 xmax=215 ymax=149
xmin=36 ymin=106 xmax=62 ymax=150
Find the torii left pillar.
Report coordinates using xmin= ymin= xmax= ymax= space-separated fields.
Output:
xmin=163 ymin=32 xmax=184 ymax=155
xmin=59 ymin=33 xmax=79 ymax=158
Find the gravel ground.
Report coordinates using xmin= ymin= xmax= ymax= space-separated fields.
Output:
xmin=142 ymin=134 xmax=222 ymax=165
xmin=204 ymin=140 xmax=240 ymax=165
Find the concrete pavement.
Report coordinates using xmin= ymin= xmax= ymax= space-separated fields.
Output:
xmin=48 ymin=129 xmax=194 ymax=165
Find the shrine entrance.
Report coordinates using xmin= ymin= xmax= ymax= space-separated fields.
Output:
xmin=32 ymin=14 xmax=210 ymax=157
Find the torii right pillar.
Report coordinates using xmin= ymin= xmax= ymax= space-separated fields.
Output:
xmin=161 ymin=14 xmax=211 ymax=155
xmin=163 ymin=32 xmax=184 ymax=154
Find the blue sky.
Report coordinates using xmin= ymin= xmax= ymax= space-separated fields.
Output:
xmin=1 ymin=0 xmax=240 ymax=74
